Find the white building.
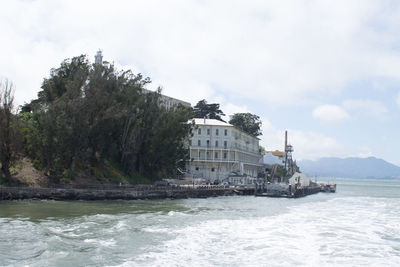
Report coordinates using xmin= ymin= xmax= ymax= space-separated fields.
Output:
xmin=187 ymin=118 xmax=262 ymax=183
xmin=142 ymin=89 xmax=191 ymax=109
xmin=158 ymin=93 xmax=191 ymax=109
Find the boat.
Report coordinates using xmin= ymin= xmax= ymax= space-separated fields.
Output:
xmin=321 ymin=183 xmax=336 ymax=193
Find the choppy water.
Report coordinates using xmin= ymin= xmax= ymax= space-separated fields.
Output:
xmin=1 ymin=178 xmax=400 ymax=267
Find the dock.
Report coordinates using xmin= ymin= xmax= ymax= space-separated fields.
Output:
xmin=255 ymin=182 xmax=334 ymax=198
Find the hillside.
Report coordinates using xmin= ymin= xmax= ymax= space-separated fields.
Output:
xmin=2 ymin=157 xmax=151 ymax=187
xmin=298 ymin=157 xmax=400 ymax=178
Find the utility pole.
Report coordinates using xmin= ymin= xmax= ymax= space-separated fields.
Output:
xmin=284 ymin=130 xmax=288 ymax=170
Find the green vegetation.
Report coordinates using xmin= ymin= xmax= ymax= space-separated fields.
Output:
xmin=274 ymin=165 xmax=287 ymax=178
xmin=229 ymin=113 xmax=262 ymax=137
xmin=1 ymin=55 xmax=193 ymax=185
xmin=193 ymin=99 xmax=225 ymax=121
xmin=90 ymin=160 xmax=151 ymax=185
xmin=0 ymin=81 xmax=18 ymax=183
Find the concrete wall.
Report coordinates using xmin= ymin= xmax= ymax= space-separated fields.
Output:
xmin=0 ymin=186 xmax=255 ymax=201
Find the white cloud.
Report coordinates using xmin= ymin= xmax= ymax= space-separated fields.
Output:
xmin=0 ymin=0 xmax=399 ymax=164
xmin=312 ymin=105 xmax=350 ymax=123
xmin=2 ymin=0 xmax=400 ymax=107
xmin=342 ymin=99 xmax=388 ymax=119
xmin=259 ymin=117 xmax=286 ymax=152
xmin=396 ymin=91 xmax=400 ymax=107
xmin=260 ymin=117 xmax=370 ymax=161
xmin=289 ymin=130 xmax=351 ymax=160
xmin=219 ymin=102 xmax=250 ymax=121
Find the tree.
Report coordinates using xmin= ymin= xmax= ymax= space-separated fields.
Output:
xmin=274 ymin=165 xmax=287 ymax=180
xmin=229 ymin=112 xmax=262 ymax=137
xmin=24 ymin=55 xmax=91 ymax=178
xmin=193 ymin=99 xmax=225 ymax=121
xmin=0 ymin=81 xmax=16 ymax=181
xmin=19 ymin=54 xmax=193 ymax=182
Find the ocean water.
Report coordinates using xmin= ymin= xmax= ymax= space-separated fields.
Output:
xmin=0 ymin=178 xmax=399 ymax=267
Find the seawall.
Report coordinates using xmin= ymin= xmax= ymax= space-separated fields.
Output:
xmin=0 ymin=186 xmax=255 ymax=201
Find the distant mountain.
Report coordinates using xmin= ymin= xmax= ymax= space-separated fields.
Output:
xmin=298 ymin=157 xmax=400 ymax=178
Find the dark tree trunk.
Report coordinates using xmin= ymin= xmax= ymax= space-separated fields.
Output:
xmin=0 ymin=80 xmax=15 ymax=182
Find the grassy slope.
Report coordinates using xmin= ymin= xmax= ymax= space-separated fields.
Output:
xmin=1 ymin=158 xmax=151 ymax=187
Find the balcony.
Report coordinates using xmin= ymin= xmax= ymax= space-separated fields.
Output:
xmin=190 ymin=144 xmax=259 ymax=154
xmin=191 ymin=157 xmax=238 ymax=162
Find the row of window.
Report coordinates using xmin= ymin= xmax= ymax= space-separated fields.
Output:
xmin=194 ymin=152 xmax=258 ymax=161
xmin=190 ymin=140 xmax=228 ymax=147
xmin=198 ymin=128 xmax=228 ymax=136
xmin=196 ymin=151 xmax=228 ymax=159
xmin=195 ymin=167 xmax=217 ymax=172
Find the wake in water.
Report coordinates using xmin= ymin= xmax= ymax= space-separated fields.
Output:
xmin=0 ymin=179 xmax=399 ymax=267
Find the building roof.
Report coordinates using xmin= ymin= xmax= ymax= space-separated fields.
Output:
xmin=190 ymin=118 xmax=261 ymax=140
xmin=191 ymin=118 xmax=233 ymax=127
xmin=142 ymin=88 xmax=191 ymax=106
xmin=266 ymin=150 xmax=285 ymax=157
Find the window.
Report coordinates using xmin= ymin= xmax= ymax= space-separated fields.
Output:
xmin=211 ymin=168 xmax=215 ymax=172
xmin=224 ymin=129 xmax=228 ymax=136
xmin=206 ymin=152 xmax=210 ymax=159
xmin=198 ymin=140 xmax=201 ymax=146
xmin=189 ymin=140 xmax=192 ymax=146
xmin=224 ymin=141 xmax=227 ymax=148
xmin=207 ymin=129 xmax=210 ymax=135
xmin=224 ymin=152 xmax=227 ymax=159
xmin=216 ymin=129 xmax=219 ymax=135
xmin=198 ymin=128 xmax=201 ymax=135
xmin=195 ymin=167 xmax=199 ymax=171
xmin=198 ymin=151 xmax=201 ymax=157
xmin=207 ymin=140 xmax=210 ymax=147
xmin=215 ymin=141 xmax=218 ymax=147
xmin=215 ymin=152 xmax=218 ymax=159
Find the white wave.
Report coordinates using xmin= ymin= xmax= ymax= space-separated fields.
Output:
xmin=142 ymin=227 xmax=171 ymax=233
xmin=126 ymin=196 xmax=400 ymax=267
xmin=2 ymin=182 xmax=400 ymax=267
xmin=84 ymin=238 xmax=116 ymax=247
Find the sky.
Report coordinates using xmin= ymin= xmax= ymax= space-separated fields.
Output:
xmin=1 ymin=0 xmax=400 ymax=165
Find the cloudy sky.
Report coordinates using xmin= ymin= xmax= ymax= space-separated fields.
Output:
xmin=1 ymin=0 xmax=400 ymax=165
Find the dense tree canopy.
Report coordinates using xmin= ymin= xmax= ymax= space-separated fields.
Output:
xmin=0 ymin=81 xmax=17 ymax=181
xmin=193 ymin=99 xmax=225 ymax=121
xmin=229 ymin=113 xmax=262 ymax=137
xmin=13 ymin=55 xmax=193 ymax=183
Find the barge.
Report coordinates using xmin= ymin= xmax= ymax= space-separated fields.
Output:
xmin=255 ymin=172 xmax=336 ymax=198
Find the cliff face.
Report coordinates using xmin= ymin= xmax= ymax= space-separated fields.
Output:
xmin=298 ymin=157 xmax=400 ymax=178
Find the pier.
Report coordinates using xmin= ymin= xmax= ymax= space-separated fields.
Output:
xmin=0 ymin=182 xmax=334 ymax=201
xmin=255 ymin=182 xmax=334 ymax=198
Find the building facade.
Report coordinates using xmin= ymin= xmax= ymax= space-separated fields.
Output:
xmin=158 ymin=93 xmax=191 ymax=109
xmin=187 ymin=118 xmax=262 ymax=183
xmin=142 ymin=89 xmax=191 ymax=109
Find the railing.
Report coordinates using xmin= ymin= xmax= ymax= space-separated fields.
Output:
xmin=191 ymin=157 xmax=236 ymax=162
xmin=190 ymin=145 xmax=259 ymax=154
